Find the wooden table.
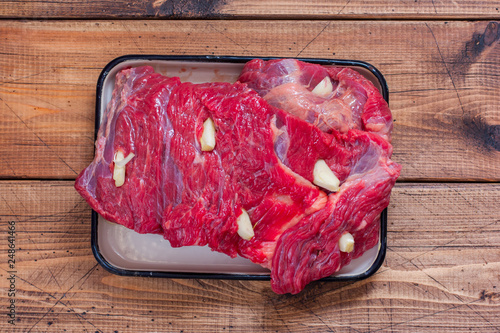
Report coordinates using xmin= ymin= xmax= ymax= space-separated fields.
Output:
xmin=1 ymin=1 xmax=499 ymax=332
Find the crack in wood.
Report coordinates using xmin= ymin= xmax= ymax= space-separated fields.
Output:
xmin=337 ymin=0 xmax=352 ymax=15
xmin=425 ymin=23 xmax=466 ymax=117
xmin=296 ymin=22 xmax=331 ymax=58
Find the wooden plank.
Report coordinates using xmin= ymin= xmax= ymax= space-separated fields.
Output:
xmin=0 ymin=0 xmax=500 ymax=19
xmin=0 ymin=181 xmax=498 ymax=332
xmin=0 ymin=20 xmax=499 ymax=180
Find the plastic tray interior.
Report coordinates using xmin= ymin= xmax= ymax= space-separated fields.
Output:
xmin=92 ymin=55 xmax=388 ymax=280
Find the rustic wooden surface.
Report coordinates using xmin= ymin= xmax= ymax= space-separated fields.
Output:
xmin=0 ymin=1 xmax=499 ymax=332
xmin=1 ymin=20 xmax=499 ymax=181
xmin=1 ymin=0 xmax=500 ymax=19
xmin=0 ymin=182 xmax=499 ymax=332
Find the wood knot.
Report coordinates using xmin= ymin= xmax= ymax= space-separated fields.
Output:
xmin=451 ymin=21 xmax=500 ymax=78
xmin=484 ymin=22 xmax=500 ymax=46
xmin=479 ymin=290 xmax=500 ymax=303
xmin=462 ymin=116 xmax=500 ymax=152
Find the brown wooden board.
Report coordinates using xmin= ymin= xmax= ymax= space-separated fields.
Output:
xmin=0 ymin=0 xmax=500 ymax=19
xmin=0 ymin=181 xmax=498 ymax=332
xmin=1 ymin=0 xmax=499 ymax=330
xmin=0 ymin=20 xmax=499 ymax=181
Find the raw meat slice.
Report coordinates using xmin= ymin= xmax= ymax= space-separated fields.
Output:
xmin=238 ymin=58 xmax=393 ymax=141
xmin=75 ymin=62 xmax=400 ymax=295
xmin=75 ymin=66 xmax=181 ymax=234
xmin=270 ymin=124 xmax=400 ymax=293
xmin=263 ymin=107 xmax=400 ymax=293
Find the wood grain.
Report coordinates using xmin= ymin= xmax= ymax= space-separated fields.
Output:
xmin=0 ymin=181 xmax=498 ymax=332
xmin=2 ymin=0 xmax=499 ymax=331
xmin=0 ymin=20 xmax=499 ymax=181
xmin=1 ymin=0 xmax=500 ymax=19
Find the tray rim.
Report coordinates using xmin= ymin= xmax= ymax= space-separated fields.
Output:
xmin=91 ymin=54 xmax=389 ymax=282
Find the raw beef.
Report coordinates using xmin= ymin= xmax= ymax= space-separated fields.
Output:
xmin=160 ymin=81 xmax=327 ymax=260
xmin=238 ymin=58 xmax=394 ymax=142
xmin=269 ymin=114 xmax=400 ymax=293
xmin=75 ymin=66 xmax=180 ymax=234
xmin=75 ymin=61 xmax=400 ymax=294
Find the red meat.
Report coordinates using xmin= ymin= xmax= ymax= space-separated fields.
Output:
xmin=238 ymin=58 xmax=394 ymax=142
xmin=161 ymin=81 xmax=327 ymax=260
xmin=75 ymin=62 xmax=400 ymax=294
xmin=75 ymin=66 xmax=180 ymax=234
xmin=269 ymin=117 xmax=400 ymax=293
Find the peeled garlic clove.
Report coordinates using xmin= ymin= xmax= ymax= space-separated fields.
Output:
xmin=236 ymin=208 xmax=254 ymax=241
xmin=200 ymin=117 xmax=216 ymax=151
xmin=113 ymin=151 xmax=134 ymax=187
xmin=339 ymin=232 xmax=354 ymax=253
xmin=313 ymin=159 xmax=340 ymax=192
xmin=113 ymin=166 xmax=125 ymax=187
xmin=114 ymin=151 xmax=125 ymax=163
xmin=311 ymin=77 xmax=333 ymax=98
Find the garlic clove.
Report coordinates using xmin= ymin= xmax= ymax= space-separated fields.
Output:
xmin=113 ymin=166 xmax=125 ymax=187
xmin=313 ymin=159 xmax=340 ymax=192
xmin=339 ymin=232 xmax=354 ymax=253
xmin=236 ymin=208 xmax=254 ymax=241
xmin=113 ymin=151 xmax=134 ymax=187
xmin=114 ymin=151 xmax=125 ymax=163
xmin=311 ymin=77 xmax=333 ymax=98
xmin=200 ymin=117 xmax=216 ymax=151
